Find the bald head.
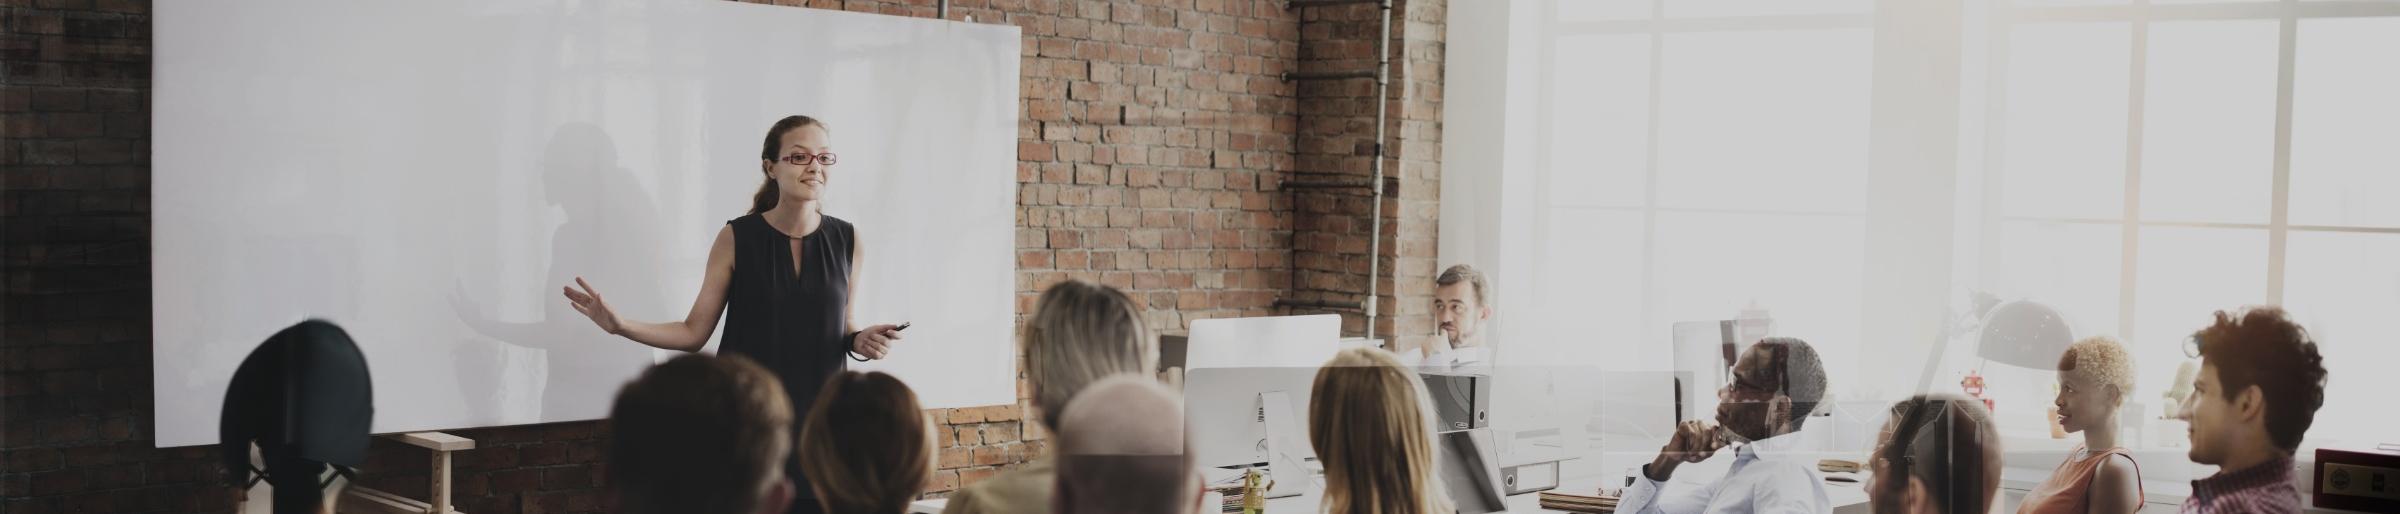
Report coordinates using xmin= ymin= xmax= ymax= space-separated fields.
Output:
xmin=1054 ymin=376 xmax=1196 ymax=514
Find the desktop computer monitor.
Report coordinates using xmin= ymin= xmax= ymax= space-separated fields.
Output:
xmin=1181 ymin=315 xmax=1343 ymax=471
xmin=1185 ymin=314 xmax=1342 ymax=370
xmin=1184 ymin=366 xmax=1324 ymax=470
xmin=1594 ymin=370 xmax=1686 ymax=444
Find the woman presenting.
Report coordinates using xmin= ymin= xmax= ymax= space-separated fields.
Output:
xmin=562 ymin=115 xmax=904 ymax=514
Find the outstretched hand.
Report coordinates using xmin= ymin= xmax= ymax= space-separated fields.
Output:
xmin=561 ymin=276 xmax=624 ymax=336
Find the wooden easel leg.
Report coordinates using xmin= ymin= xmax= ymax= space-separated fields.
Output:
xmin=430 ymin=449 xmax=453 ymax=514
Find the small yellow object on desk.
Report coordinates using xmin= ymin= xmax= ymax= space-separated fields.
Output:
xmin=1238 ymin=468 xmax=1271 ymax=514
xmin=1818 ymin=459 xmax=1862 ymax=473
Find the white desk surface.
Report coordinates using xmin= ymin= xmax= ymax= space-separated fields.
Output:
xmin=1262 ymin=476 xmax=1875 ymax=513
xmin=906 ymin=457 xmax=1875 ymax=514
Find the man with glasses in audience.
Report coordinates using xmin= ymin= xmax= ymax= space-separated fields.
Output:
xmin=1421 ymin=264 xmax=1496 ymax=370
xmin=1618 ymin=338 xmax=1833 ymax=514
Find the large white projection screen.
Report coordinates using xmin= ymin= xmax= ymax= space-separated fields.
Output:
xmin=153 ymin=1 xmax=1021 ymax=448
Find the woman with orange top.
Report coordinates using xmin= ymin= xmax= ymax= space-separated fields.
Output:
xmin=2018 ymin=336 xmax=2145 ymax=514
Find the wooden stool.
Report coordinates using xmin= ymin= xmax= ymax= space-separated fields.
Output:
xmin=339 ymin=432 xmax=475 ymax=514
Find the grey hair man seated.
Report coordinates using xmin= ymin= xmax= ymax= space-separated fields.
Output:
xmin=1052 ymin=375 xmax=1204 ymax=514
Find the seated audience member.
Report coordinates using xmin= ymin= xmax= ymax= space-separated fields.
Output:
xmin=798 ymin=371 xmax=936 ymax=514
xmin=2019 ymin=336 xmax=2144 ymax=514
xmin=2175 ymin=307 xmax=2328 ymax=514
xmin=1620 ymin=337 xmax=1832 ymax=514
xmin=607 ymin=353 xmax=797 ymax=514
xmin=945 ymin=280 xmax=1158 ymax=514
xmin=1310 ymin=347 xmax=1455 ymax=514
xmin=1869 ymin=394 xmax=2003 ymax=514
xmin=220 ymin=320 xmax=375 ymax=514
xmin=1053 ymin=375 xmax=1204 ymax=514
xmin=1423 ymin=263 xmax=1495 ymax=369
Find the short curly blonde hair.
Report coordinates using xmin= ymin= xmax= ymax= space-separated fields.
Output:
xmin=2058 ymin=336 xmax=2137 ymax=403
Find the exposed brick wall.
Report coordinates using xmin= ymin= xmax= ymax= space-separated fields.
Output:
xmin=1386 ymin=0 xmax=1446 ymax=357
xmin=0 ymin=0 xmax=1427 ymax=513
xmin=1 ymin=3 xmax=219 ymax=514
xmin=1285 ymin=1 xmax=1383 ymax=338
xmin=1286 ymin=0 xmax=1444 ymax=354
xmin=928 ymin=0 xmax=1303 ymax=500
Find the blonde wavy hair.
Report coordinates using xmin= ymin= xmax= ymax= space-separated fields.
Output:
xmin=2058 ymin=336 xmax=2137 ymax=404
xmin=1309 ymin=347 xmax=1453 ymax=514
xmin=1025 ymin=279 xmax=1157 ymax=429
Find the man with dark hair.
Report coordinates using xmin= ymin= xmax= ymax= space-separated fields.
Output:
xmin=220 ymin=320 xmax=374 ymax=514
xmin=1619 ymin=337 xmax=1832 ymax=514
xmin=608 ymin=354 xmax=797 ymax=514
xmin=2175 ymin=307 xmax=2328 ymax=514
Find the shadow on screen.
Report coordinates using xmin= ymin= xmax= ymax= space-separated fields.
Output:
xmin=448 ymin=122 xmax=668 ymax=421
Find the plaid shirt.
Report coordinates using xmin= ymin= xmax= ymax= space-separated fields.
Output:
xmin=2181 ymin=455 xmax=2303 ymax=514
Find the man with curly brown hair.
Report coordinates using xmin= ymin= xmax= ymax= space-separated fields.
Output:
xmin=2174 ymin=307 xmax=2329 ymax=514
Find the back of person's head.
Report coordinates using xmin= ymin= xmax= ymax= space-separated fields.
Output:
xmin=219 ymin=319 xmax=374 ymax=514
xmin=1054 ymin=375 xmax=1197 ymax=514
xmin=1872 ymin=394 xmax=2001 ymax=514
xmin=798 ymin=371 xmax=933 ymax=514
xmin=2058 ymin=336 xmax=2137 ymax=405
xmin=1309 ymin=347 xmax=1453 ymax=514
xmin=608 ymin=353 xmax=795 ymax=514
xmin=1751 ymin=337 xmax=1828 ymax=429
xmin=1025 ymin=279 xmax=1156 ymax=429
xmin=2191 ymin=307 xmax=2328 ymax=452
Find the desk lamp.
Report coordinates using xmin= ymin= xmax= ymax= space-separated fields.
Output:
xmin=1914 ymin=299 xmax=2076 ymax=401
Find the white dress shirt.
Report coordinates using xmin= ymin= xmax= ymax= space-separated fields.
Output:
xmin=1614 ymin=432 xmax=1832 ymax=514
xmin=1422 ymin=345 xmax=1489 ymax=370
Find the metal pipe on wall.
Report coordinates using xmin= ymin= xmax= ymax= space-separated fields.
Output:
xmin=1363 ymin=0 xmax=1391 ymax=342
xmin=1277 ymin=0 xmax=1395 ymax=345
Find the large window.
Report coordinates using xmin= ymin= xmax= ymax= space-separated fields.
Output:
xmin=1529 ymin=0 xmax=2400 ymax=451
xmin=1976 ymin=0 xmax=2400 ymax=448
xmin=1535 ymin=0 xmax=1876 ymax=382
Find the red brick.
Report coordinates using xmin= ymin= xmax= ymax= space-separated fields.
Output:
xmin=539 ymin=466 xmax=595 ymax=490
xmin=929 ymin=469 xmax=961 ymax=493
xmin=959 ymin=466 xmax=1000 ymax=486
xmin=519 ymin=442 xmax=569 ymax=466
xmin=970 ymin=446 xmax=1006 ymax=466
xmin=974 ymin=404 xmax=1021 ymax=422
xmin=1029 ymin=100 xmax=1066 ymax=123
xmin=29 ymin=88 xmax=82 ymax=111
xmin=1017 ymin=249 xmax=1052 ymax=268
xmin=1017 ymin=141 xmax=1054 ymax=162
xmin=490 ymin=469 xmax=541 ymax=494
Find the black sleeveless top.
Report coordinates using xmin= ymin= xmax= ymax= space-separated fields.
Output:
xmin=722 ymin=212 xmax=852 ymax=508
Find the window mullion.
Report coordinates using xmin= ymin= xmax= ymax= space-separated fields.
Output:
xmin=1977 ymin=0 xmax=2012 ymax=302
xmin=2267 ymin=0 xmax=2299 ymax=304
xmin=2119 ymin=3 xmax=2150 ymax=344
xmin=1638 ymin=0 xmax=1666 ymax=359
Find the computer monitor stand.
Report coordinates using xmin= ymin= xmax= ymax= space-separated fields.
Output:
xmin=1260 ymin=391 xmax=1311 ymax=499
